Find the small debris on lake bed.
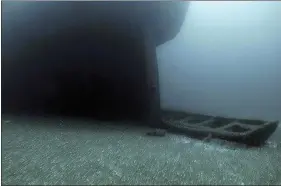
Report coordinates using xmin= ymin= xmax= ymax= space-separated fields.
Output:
xmin=146 ymin=129 xmax=167 ymax=137
xmin=203 ymin=133 xmax=212 ymax=142
xmin=3 ymin=120 xmax=11 ymax=124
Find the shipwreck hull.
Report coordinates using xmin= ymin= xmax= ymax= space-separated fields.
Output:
xmin=2 ymin=1 xmax=189 ymax=125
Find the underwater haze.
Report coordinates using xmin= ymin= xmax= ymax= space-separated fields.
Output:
xmin=158 ymin=1 xmax=281 ymax=121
